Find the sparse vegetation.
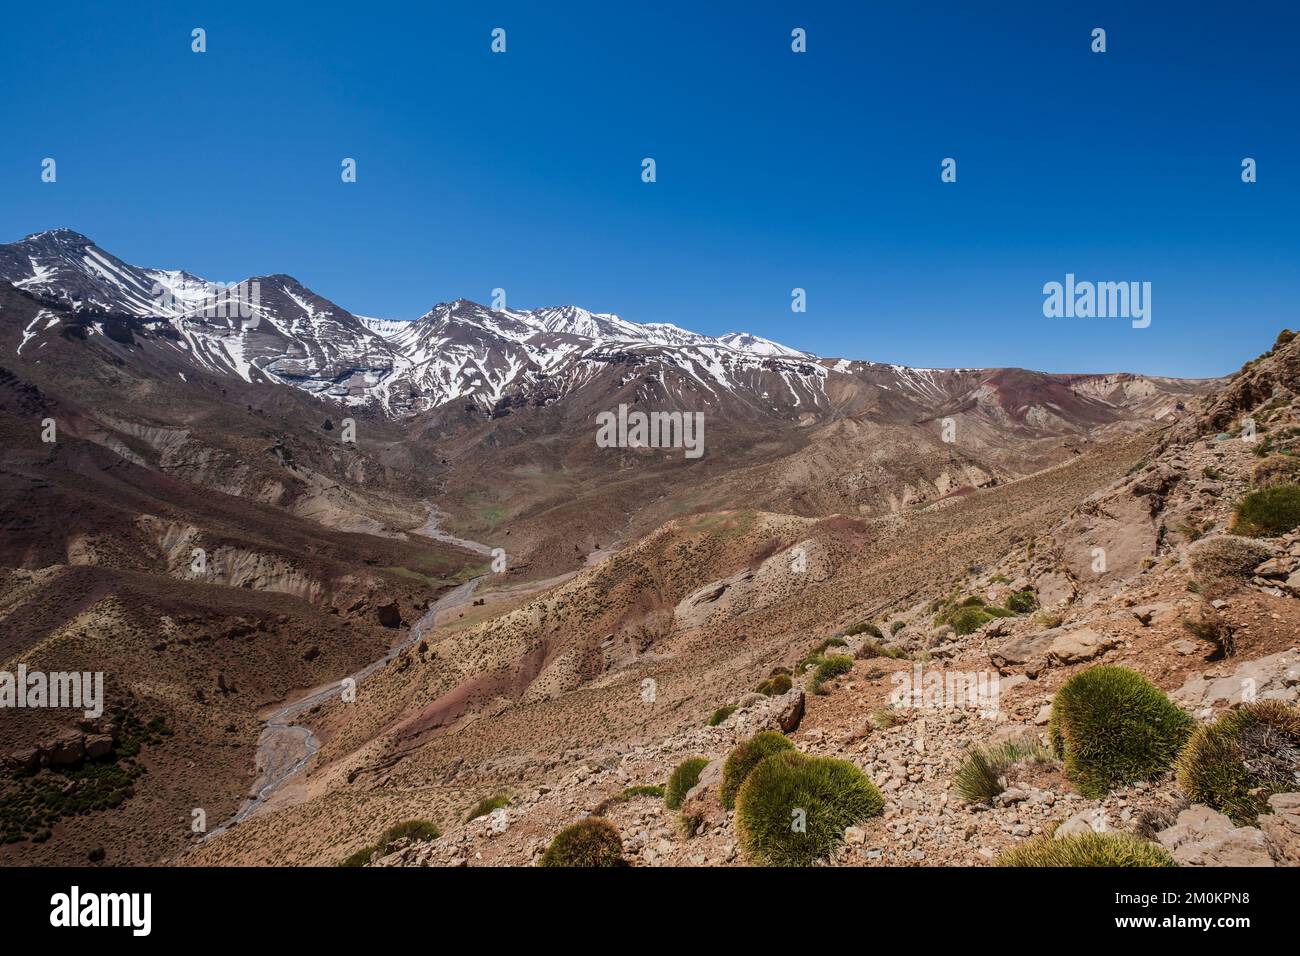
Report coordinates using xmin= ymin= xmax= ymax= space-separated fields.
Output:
xmin=735 ymin=751 xmax=884 ymax=866
xmin=996 ymin=832 xmax=1176 ymax=867
xmin=720 ymin=731 xmax=796 ymax=809
xmin=340 ymin=819 xmax=441 ymax=867
xmin=466 ymin=793 xmax=509 ymax=822
xmin=592 ymin=785 xmax=665 ymax=815
xmin=1048 ymin=666 xmax=1194 ymax=797
xmin=855 ymin=640 xmax=906 ymax=661
xmin=809 ymin=654 xmax=853 ymax=694
xmin=890 ymin=620 xmax=906 ymax=636
xmin=1252 ymin=454 xmax=1300 ymax=488
xmin=707 ymin=705 xmax=738 ymax=726
xmin=539 ymin=818 xmax=625 ymax=867
xmin=953 ymin=737 xmax=1053 ymax=804
xmin=1181 ymin=602 xmax=1235 ymax=658
xmin=664 ymin=757 xmax=709 ymax=809
xmin=845 ymin=621 xmax=882 ymax=639
xmin=1003 ymin=589 xmax=1038 ymax=614
xmin=1232 ymin=483 xmax=1300 ymax=537
xmin=754 ymin=674 xmax=792 ymax=696
xmin=0 ymin=711 xmax=168 ymax=846
xmin=1188 ymin=535 xmax=1273 ymax=597
xmin=1176 ymin=701 xmax=1300 ymax=824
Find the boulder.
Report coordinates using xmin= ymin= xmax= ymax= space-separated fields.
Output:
xmin=376 ymin=601 xmax=404 ymax=629
xmin=1054 ymin=807 xmax=1109 ymax=838
xmin=1172 ymin=649 xmax=1300 ymax=714
xmin=46 ymin=729 xmax=86 ymax=767
xmin=1155 ymin=806 xmax=1276 ymax=867
xmin=1045 ymin=627 xmax=1116 ymax=665
xmin=84 ymin=734 xmax=114 ymax=760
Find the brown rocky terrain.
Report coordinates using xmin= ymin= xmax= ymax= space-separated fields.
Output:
xmin=183 ymin=331 xmax=1300 ymax=869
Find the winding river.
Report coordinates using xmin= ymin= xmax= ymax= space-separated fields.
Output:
xmin=201 ymin=509 xmax=493 ymax=842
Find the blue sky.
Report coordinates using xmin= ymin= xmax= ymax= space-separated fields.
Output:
xmin=2 ymin=1 xmax=1296 ymax=377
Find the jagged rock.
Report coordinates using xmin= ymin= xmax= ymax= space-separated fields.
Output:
xmin=775 ymin=690 xmax=805 ymax=733
xmin=4 ymin=747 xmax=40 ymax=772
xmin=1155 ymin=806 xmax=1276 ymax=867
xmin=47 ymin=729 xmax=85 ymax=767
xmin=1131 ymin=602 xmax=1176 ymax=626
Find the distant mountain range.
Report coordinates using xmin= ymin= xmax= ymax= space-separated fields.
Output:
xmin=1 ymin=229 xmax=1213 ymax=430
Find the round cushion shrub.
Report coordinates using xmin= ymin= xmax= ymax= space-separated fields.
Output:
xmin=1176 ymin=701 xmax=1300 ymax=824
xmin=720 ymin=731 xmax=795 ymax=809
xmin=1048 ymin=666 xmax=1194 ymax=798
xmin=755 ymin=673 xmax=792 ymax=696
xmin=735 ymin=751 xmax=884 ymax=866
xmin=539 ymin=817 xmax=625 ymax=867
xmin=996 ymin=832 xmax=1175 ymax=867
xmin=1233 ymin=483 xmax=1300 ymax=537
xmin=664 ymin=757 xmax=709 ymax=810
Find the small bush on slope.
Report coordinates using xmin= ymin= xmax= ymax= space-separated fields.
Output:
xmin=720 ymin=731 xmax=796 ymax=809
xmin=339 ymin=819 xmax=441 ymax=866
xmin=735 ymin=751 xmax=884 ymax=866
xmin=1188 ymin=535 xmax=1274 ymax=595
xmin=954 ymin=737 xmax=1053 ymax=804
xmin=466 ymin=793 xmax=509 ymax=822
xmin=1252 ymin=454 xmax=1300 ymax=488
xmin=1176 ymin=701 xmax=1300 ymax=824
xmin=539 ymin=818 xmax=625 ymax=867
xmin=755 ymin=673 xmax=792 ymax=696
xmin=664 ymin=757 xmax=709 ymax=809
xmin=708 ymin=705 xmax=737 ymax=726
xmin=1048 ymin=666 xmax=1194 ymax=798
xmin=845 ymin=621 xmax=882 ymax=638
xmin=996 ymin=832 xmax=1175 ymax=867
xmin=809 ymin=654 xmax=853 ymax=694
xmin=1004 ymin=589 xmax=1038 ymax=614
xmin=1233 ymin=483 xmax=1300 ymax=536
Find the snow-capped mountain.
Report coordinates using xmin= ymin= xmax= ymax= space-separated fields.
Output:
xmin=0 ymin=230 xmax=837 ymax=418
xmin=1 ymin=229 xmax=1210 ymax=429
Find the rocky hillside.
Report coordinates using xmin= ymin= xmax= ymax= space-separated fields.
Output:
xmin=186 ymin=332 xmax=1300 ymax=869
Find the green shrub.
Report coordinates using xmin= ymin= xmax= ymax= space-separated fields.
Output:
xmin=996 ymin=832 xmax=1176 ymax=867
xmin=845 ymin=621 xmax=882 ymax=639
xmin=466 ymin=793 xmax=509 ymax=822
xmin=664 ymin=757 xmax=709 ymax=809
xmin=755 ymin=674 xmax=792 ymax=696
xmin=1176 ymin=701 xmax=1300 ymax=824
xmin=890 ymin=620 xmax=905 ymax=636
xmin=1004 ymin=590 xmax=1038 ymax=614
xmin=735 ymin=752 xmax=884 ymax=866
xmin=1233 ymin=483 xmax=1300 ymax=536
xmin=809 ymin=654 xmax=853 ymax=694
xmin=948 ymin=606 xmax=995 ymax=635
xmin=539 ymin=818 xmax=625 ymax=867
xmin=1048 ymin=666 xmax=1194 ymax=797
xmin=954 ymin=737 xmax=1052 ymax=804
xmin=592 ymin=784 xmax=665 ymax=815
xmin=707 ymin=705 xmax=738 ymax=726
xmin=855 ymin=639 xmax=906 ymax=661
xmin=720 ymin=731 xmax=796 ymax=809
xmin=340 ymin=819 xmax=441 ymax=866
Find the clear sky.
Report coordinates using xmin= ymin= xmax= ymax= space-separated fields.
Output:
xmin=2 ymin=1 xmax=1296 ymax=377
